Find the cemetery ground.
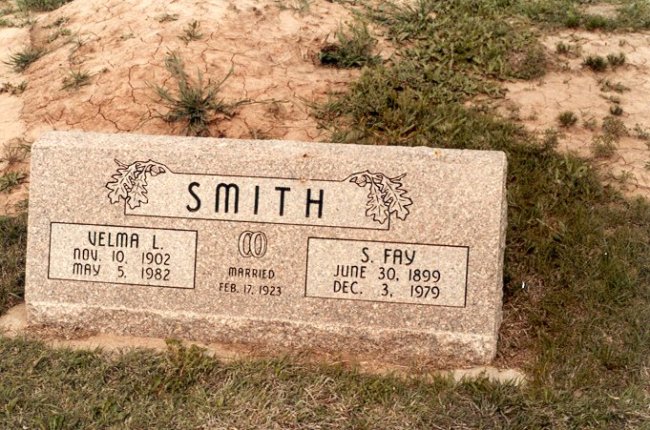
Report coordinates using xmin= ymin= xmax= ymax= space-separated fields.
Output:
xmin=0 ymin=0 xmax=649 ymax=428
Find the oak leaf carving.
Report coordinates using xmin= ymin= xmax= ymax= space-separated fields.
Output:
xmin=106 ymin=160 xmax=168 ymax=209
xmin=346 ymin=170 xmax=413 ymax=224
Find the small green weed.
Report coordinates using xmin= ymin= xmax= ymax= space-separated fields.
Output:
xmin=602 ymin=116 xmax=627 ymax=138
xmin=0 ymin=81 xmax=27 ymax=95
xmin=4 ymin=46 xmax=44 ymax=72
xmin=276 ymin=0 xmax=311 ymax=15
xmin=62 ymin=69 xmax=91 ymax=90
xmin=607 ymin=52 xmax=626 ymax=68
xmin=591 ymin=134 xmax=617 ymax=158
xmin=583 ymin=14 xmax=615 ymax=31
xmin=47 ymin=27 xmax=72 ymax=43
xmin=519 ymin=0 xmax=650 ymax=30
xmin=157 ymin=13 xmax=179 ymax=23
xmin=557 ymin=111 xmax=578 ymax=127
xmin=509 ymin=45 xmax=547 ymax=80
xmin=583 ymin=55 xmax=607 ymax=72
xmin=583 ymin=116 xmax=597 ymax=130
xmin=600 ymin=79 xmax=629 ymax=93
xmin=151 ymin=52 xmax=251 ymax=136
xmin=0 ymin=4 xmax=15 ymax=16
xmin=1 ymin=139 xmax=30 ymax=165
xmin=632 ymin=123 xmax=650 ymax=141
xmin=555 ymin=41 xmax=579 ymax=57
xmin=0 ymin=172 xmax=26 ymax=193
xmin=179 ymin=20 xmax=203 ymax=43
xmin=319 ymin=21 xmax=380 ymax=68
xmin=616 ymin=0 xmax=650 ymax=30
xmin=45 ymin=16 xmax=69 ymax=28
xmin=610 ymin=105 xmax=623 ymax=116
xmin=0 ymin=214 xmax=27 ymax=314
xmin=555 ymin=41 xmax=569 ymax=54
xmin=16 ymin=0 xmax=72 ymax=12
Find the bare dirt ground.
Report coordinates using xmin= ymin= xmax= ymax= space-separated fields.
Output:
xmin=4 ymin=2 xmax=649 ymax=213
xmin=0 ymin=0 xmax=361 ymax=213
xmin=501 ymin=30 xmax=650 ymax=198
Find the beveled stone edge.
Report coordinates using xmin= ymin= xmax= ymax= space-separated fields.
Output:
xmin=27 ymin=301 xmax=498 ymax=367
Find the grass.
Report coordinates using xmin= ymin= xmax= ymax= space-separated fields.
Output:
xmin=1 ymin=0 xmax=649 ymax=428
xmin=276 ymin=0 xmax=311 ymax=15
xmin=151 ymin=52 xmax=251 ymax=136
xmin=317 ymin=3 xmax=649 ymax=424
xmin=602 ymin=116 xmax=628 ymax=138
xmin=0 ymin=172 xmax=26 ymax=193
xmin=157 ymin=12 xmax=179 ymax=23
xmin=633 ymin=123 xmax=650 ymax=141
xmin=600 ymin=79 xmax=630 ymax=93
xmin=61 ymin=69 xmax=91 ymax=90
xmin=557 ymin=110 xmax=578 ymax=127
xmin=0 ymin=80 xmax=27 ymax=95
xmin=607 ymin=52 xmax=626 ymax=68
xmin=519 ymin=0 xmax=650 ymax=30
xmin=16 ymin=0 xmax=72 ymax=12
xmin=178 ymin=20 xmax=203 ymax=43
xmin=610 ymin=104 xmax=624 ymax=116
xmin=1 ymin=139 xmax=30 ymax=166
xmin=47 ymin=27 xmax=72 ymax=43
xmin=0 ymin=215 xmax=26 ymax=313
xmin=555 ymin=41 xmax=579 ymax=57
xmin=591 ymin=134 xmax=617 ymax=158
xmin=319 ymin=20 xmax=380 ymax=68
xmin=4 ymin=46 xmax=44 ymax=72
xmin=583 ymin=54 xmax=608 ymax=72
xmin=0 ymin=338 xmax=535 ymax=429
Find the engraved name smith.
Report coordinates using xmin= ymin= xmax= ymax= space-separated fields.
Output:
xmin=106 ymin=159 xmax=413 ymax=228
xmin=186 ymin=182 xmax=325 ymax=218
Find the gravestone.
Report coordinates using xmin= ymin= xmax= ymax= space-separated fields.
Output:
xmin=26 ymin=131 xmax=507 ymax=367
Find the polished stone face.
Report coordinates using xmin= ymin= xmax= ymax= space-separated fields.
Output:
xmin=26 ymin=131 xmax=507 ymax=368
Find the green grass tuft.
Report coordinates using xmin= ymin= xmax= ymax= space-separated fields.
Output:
xmin=557 ymin=110 xmax=578 ymax=127
xmin=0 ymin=214 xmax=27 ymax=315
xmin=602 ymin=116 xmax=627 ymax=138
xmin=609 ymin=105 xmax=623 ymax=116
xmin=583 ymin=54 xmax=607 ymax=72
xmin=61 ymin=69 xmax=91 ymax=90
xmin=0 ymin=81 xmax=27 ymax=95
xmin=591 ymin=134 xmax=617 ymax=158
xmin=607 ymin=52 xmax=626 ymax=68
xmin=0 ymin=172 xmax=26 ymax=194
xmin=319 ymin=21 xmax=380 ymax=68
xmin=151 ymin=52 xmax=251 ymax=136
xmin=519 ymin=0 xmax=650 ymax=30
xmin=16 ymin=0 xmax=72 ymax=12
xmin=178 ymin=20 xmax=203 ymax=43
xmin=156 ymin=13 xmax=179 ymax=23
xmin=599 ymin=79 xmax=629 ymax=93
xmin=3 ymin=46 xmax=44 ymax=72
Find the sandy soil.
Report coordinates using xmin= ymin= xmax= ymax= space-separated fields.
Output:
xmin=502 ymin=30 xmax=650 ymax=198
xmin=0 ymin=0 xmax=361 ymax=213
xmin=0 ymin=24 xmax=30 ymax=213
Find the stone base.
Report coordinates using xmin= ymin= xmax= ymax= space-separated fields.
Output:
xmin=28 ymin=302 xmax=496 ymax=368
